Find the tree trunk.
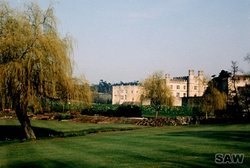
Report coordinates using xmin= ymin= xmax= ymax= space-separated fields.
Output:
xmin=1 ymin=96 xmax=5 ymax=112
xmin=155 ymin=106 xmax=160 ymax=119
xmin=16 ymin=110 xmax=36 ymax=140
xmin=155 ymin=110 xmax=159 ymax=119
xmin=14 ymin=96 xmax=36 ymax=140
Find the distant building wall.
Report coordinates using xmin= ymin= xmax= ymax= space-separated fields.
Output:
xmin=112 ymin=70 xmax=208 ymax=106
xmin=227 ymin=75 xmax=250 ymax=99
xmin=112 ymin=85 xmax=145 ymax=105
xmin=228 ymin=75 xmax=250 ymax=90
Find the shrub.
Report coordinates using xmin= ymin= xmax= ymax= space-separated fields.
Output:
xmin=81 ymin=104 xmax=116 ymax=116
xmin=116 ymin=105 xmax=142 ymax=117
xmin=81 ymin=104 xmax=142 ymax=117
xmin=141 ymin=106 xmax=203 ymax=117
xmin=54 ymin=113 xmax=73 ymax=121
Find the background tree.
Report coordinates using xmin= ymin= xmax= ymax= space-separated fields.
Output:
xmin=202 ymin=80 xmax=227 ymax=118
xmin=97 ymin=80 xmax=112 ymax=94
xmin=212 ymin=70 xmax=231 ymax=94
xmin=141 ymin=71 xmax=173 ymax=118
xmin=91 ymin=80 xmax=112 ymax=104
xmin=0 ymin=2 xmax=90 ymax=140
xmin=239 ymin=55 xmax=250 ymax=116
xmin=202 ymin=71 xmax=227 ymax=118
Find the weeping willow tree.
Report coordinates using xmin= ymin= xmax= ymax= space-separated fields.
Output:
xmin=202 ymin=83 xmax=227 ymax=119
xmin=0 ymin=2 xmax=91 ymax=140
xmin=141 ymin=71 xmax=173 ymax=118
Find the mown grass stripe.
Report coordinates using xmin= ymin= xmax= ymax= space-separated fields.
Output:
xmin=0 ymin=120 xmax=249 ymax=167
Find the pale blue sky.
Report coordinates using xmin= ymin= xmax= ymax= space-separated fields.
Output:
xmin=10 ymin=0 xmax=250 ymax=84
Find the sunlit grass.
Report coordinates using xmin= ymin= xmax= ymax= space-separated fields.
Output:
xmin=0 ymin=120 xmax=249 ymax=167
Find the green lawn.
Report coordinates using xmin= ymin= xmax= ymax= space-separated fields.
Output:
xmin=0 ymin=119 xmax=249 ymax=168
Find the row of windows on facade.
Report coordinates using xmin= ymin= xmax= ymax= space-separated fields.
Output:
xmin=119 ymin=95 xmax=135 ymax=101
xmin=176 ymin=92 xmax=186 ymax=97
xmin=116 ymin=86 xmax=198 ymax=94
xmin=115 ymin=90 xmax=139 ymax=94
xmin=170 ymin=85 xmax=198 ymax=90
xmin=115 ymin=86 xmax=198 ymax=98
xmin=117 ymin=92 xmax=189 ymax=101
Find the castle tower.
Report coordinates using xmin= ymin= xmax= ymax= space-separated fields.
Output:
xmin=187 ymin=70 xmax=195 ymax=97
xmin=165 ymin=74 xmax=170 ymax=83
xmin=198 ymin=70 xmax=205 ymax=96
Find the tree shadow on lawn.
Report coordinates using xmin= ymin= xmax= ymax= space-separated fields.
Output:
xmin=165 ymin=130 xmax=250 ymax=143
xmin=163 ymin=130 xmax=250 ymax=154
xmin=0 ymin=125 xmax=138 ymax=142
xmin=158 ymin=131 xmax=250 ymax=167
xmin=3 ymin=159 xmax=91 ymax=168
xmin=0 ymin=125 xmax=62 ymax=141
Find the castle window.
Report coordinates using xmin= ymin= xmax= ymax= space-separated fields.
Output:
xmin=194 ymin=86 xmax=197 ymax=90
xmin=184 ymin=86 xmax=186 ymax=90
xmin=170 ymin=85 xmax=173 ymax=89
xmin=176 ymin=92 xmax=180 ymax=97
xmin=177 ymin=85 xmax=180 ymax=89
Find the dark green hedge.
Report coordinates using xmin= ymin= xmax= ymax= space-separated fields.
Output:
xmin=141 ymin=106 xmax=203 ymax=117
xmin=81 ymin=104 xmax=142 ymax=117
xmin=81 ymin=104 xmax=203 ymax=118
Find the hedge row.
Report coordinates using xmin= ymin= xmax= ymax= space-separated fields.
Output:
xmin=81 ymin=105 xmax=204 ymax=118
xmin=28 ymin=101 xmax=204 ymax=118
xmin=141 ymin=106 xmax=203 ymax=117
xmin=81 ymin=105 xmax=142 ymax=117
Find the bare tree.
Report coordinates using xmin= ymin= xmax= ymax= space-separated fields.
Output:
xmin=244 ymin=53 xmax=250 ymax=74
xmin=0 ymin=2 xmax=91 ymax=139
xmin=244 ymin=53 xmax=250 ymax=64
xmin=230 ymin=61 xmax=241 ymax=115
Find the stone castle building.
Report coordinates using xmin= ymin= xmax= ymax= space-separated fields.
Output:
xmin=166 ymin=70 xmax=207 ymax=106
xmin=112 ymin=70 xmax=207 ymax=106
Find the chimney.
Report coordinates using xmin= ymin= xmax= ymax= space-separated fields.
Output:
xmin=198 ymin=70 xmax=204 ymax=77
xmin=165 ymin=74 xmax=170 ymax=79
xmin=188 ymin=69 xmax=194 ymax=76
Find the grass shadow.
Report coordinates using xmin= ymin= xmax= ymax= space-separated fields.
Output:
xmin=0 ymin=125 xmax=62 ymax=141
xmin=3 ymin=159 xmax=92 ymax=168
xmin=166 ymin=130 xmax=250 ymax=143
xmin=0 ymin=125 xmax=139 ymax=142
